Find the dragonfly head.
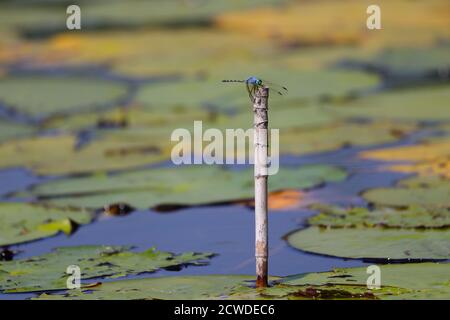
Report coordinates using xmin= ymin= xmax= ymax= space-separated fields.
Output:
xmin=247 ymin=76 xmax=262 ymax=86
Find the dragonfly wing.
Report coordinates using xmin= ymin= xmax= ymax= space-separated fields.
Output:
xmin=259 ymin=79 xmax=288 ymax=95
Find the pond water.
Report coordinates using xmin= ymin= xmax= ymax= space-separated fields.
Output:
xmin=1 ymin=131 xmax=428 ymax=299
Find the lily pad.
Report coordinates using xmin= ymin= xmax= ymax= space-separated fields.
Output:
xmin=0 ymin=133 xmax=170 ymax=176
xmin=362 ymin=45 xmax=450 ymax=76
xmin=0 ymin=120 xmax=35 ymax=142
xmin=282 ymin=263 xmax=450 ymax=300
xmin=286 ymin=226 xmax=450 ymax=261
xmin=0 ymin=202 xmax=93 ymax=246
xmin=34 ymin=29 xmax=277 ymax=77
xmin=329 ymin=86 xmax=450 ymax=121
xmin=360 ymin=139 xmax=450 ymax=178
xmin=0 ymin=245 xmax=214 ymax=293
xmin=279 ymin=121 xmax=416 ymax=155
xmin=308 ymin=204 xmax=450 ymax=229
xmin=216 ymin=0 xmax=450 ymax=48
xmin=362 ymin=183 xmax=450 ymax=208
xmin=398 ymin=175 xmax=450 ymax=188
xmin=43 ymin=105 xmax=212 ymax=133
xmin=221 ymin=105 xmax=337 ymax=131
xmin=0 ymin=75 xmax=129 ymax=120
xmin=1 ymin=0 xmax=284 ymax=37
xmin=36 ymin=275 xmax=254 ymax=300
xmin=380 ymin=157 xmax=450 ymax=179
xmin=361 ymin=139 xmax=450 ymax=162
xmin=362 ymin=170 xmax=450 ymax=208
xmin=84 ymin=0 xmax=284 ymax=27
xmin=34 ymin=263 xmax=450 ymax=300
xmin=27 ymin=165 xmax=347 ymax=209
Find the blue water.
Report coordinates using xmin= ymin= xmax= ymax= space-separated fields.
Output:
xmin=0 ymin=129 xmax=434 ymax=300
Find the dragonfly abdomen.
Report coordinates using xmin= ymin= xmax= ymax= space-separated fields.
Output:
xmin=222 ymin=79 xmax=246 ymax=83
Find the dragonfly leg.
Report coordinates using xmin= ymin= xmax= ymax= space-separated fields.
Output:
xmin=246 ymin=82 xmax=255 ymax=103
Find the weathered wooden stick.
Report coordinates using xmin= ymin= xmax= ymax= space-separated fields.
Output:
xmin=253 ymin=86 xmax=269 ymax=288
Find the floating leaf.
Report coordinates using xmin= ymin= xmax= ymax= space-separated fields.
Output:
xmin=27 ymin=165 xmax=347 ymax=209
xmin=0 ymin=246 xmax=214 ymax=293
xmin=22 ymin=29 xmax=277 ymax=77
xmin=361 ymin=139 xmax=450 ymax=178
xmin=329 ymin=86 xmax=450 ymax=121
xmin=43 ymin=105 xmax=211 ymax=133
xmin=282 ymin=263 xmax=450 ymax=300
xmin=0 ymin=75 xmax=129 ymax=120
xmin=362 ymin=171 xmax=450 ymax=208
xmin=215 ymin=0 xmax=450 ymax=48
xmin=0 ymin=0 xmax=284 ymax=38
xmin=279 ymin=121 xmax=416 ymax=155
xmin=361 ymin=45 xmax=450 ymax=76
xmin=84 ymin=0 xmax=284 ymax=27
xmin=388 ymin=158 xmax=450 ymax=180
xmin=362 ymin=183 xmax=450 ymax=208
xmin=308 ymin=204 xmax=450 ymax=229
xmin=34 ymin=263 xmax=450 ymax=300
xmin=0 ymin=202 xmax=93 ymax=246
xmin=224 ymin=105 xmax=338 ymax=130
xmin=286 ymin=226 xmax=450 ymax=261
xmin=0 ymin=120 xmax=35 ymax=142
xmin=398 ymin=175 xmax=449 ymax=188
xmin=36 ymin=275 xmax=254 ymax=300
xmin=0 ymin=132 xmax=170 ymax=175
xmin=361 ymin=139 xmax=450 ymax=162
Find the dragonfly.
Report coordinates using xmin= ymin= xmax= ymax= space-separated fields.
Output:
xmin=222 ymin=76 xmax=288 ymax=101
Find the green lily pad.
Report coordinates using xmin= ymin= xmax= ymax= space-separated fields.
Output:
xmin=0 ymin=6 xmax=62 ymax=35
xmin=0 ymin=120 xmax=35 ymax=142
xmin=365 ymin=45 xmax=450 ymax=75
xmin=0 ymin=75 xmax=128 ymax=119
xmin=219 ymin=105 xmax=337 ymax=131
xmin=308 ymin=204 xmax=450 ymax=229
xmin=398 ymin=175 xmax=449 ymax=189
xmin=27 ymin=165 xmax=347 ymax=209
xmin=282 ymin=262 xmax=450 ymax=300
xmin=43 ymin=106 xmax=212 ymax=133
xmin=0 ymin=202 xmax=93 ymax=246
xmin=0 ymin=245 xmax=214 ymax=293
xmin=0 ymin=133 xmax=170 ymax=176
xmin=286 ymin=226 xmax=450 ymax=260
xmin=0 ymin=0 xmax=284 ymax=37
xmin=328 ymin=85 xmax=450 ymax=121
xmin=34 ymin=263 xmax=450 ymax=300
xmin=362 ymin=179 xmax=450 ymax=208
xmin=36 ymin=275 xmax=254 ymax=300
xmin=279 ymin=121 xmax=416 ymax=155
xmin=85 ymin=0 xmax=283 ymax=27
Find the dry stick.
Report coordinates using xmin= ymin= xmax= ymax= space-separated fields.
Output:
xmin=253 ymin=86 xmax=269 ymax=288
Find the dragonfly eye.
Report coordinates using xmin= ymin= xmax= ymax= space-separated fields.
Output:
xmin=257 ymin=80 xmax=263 ymax=85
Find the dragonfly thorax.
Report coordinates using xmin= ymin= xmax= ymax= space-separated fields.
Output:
xmin=246 ymin=76 xmax=262 ymax=86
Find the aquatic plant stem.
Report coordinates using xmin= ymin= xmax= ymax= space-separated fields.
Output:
xmin=253 ymin=86 xmax=269 ymax=288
